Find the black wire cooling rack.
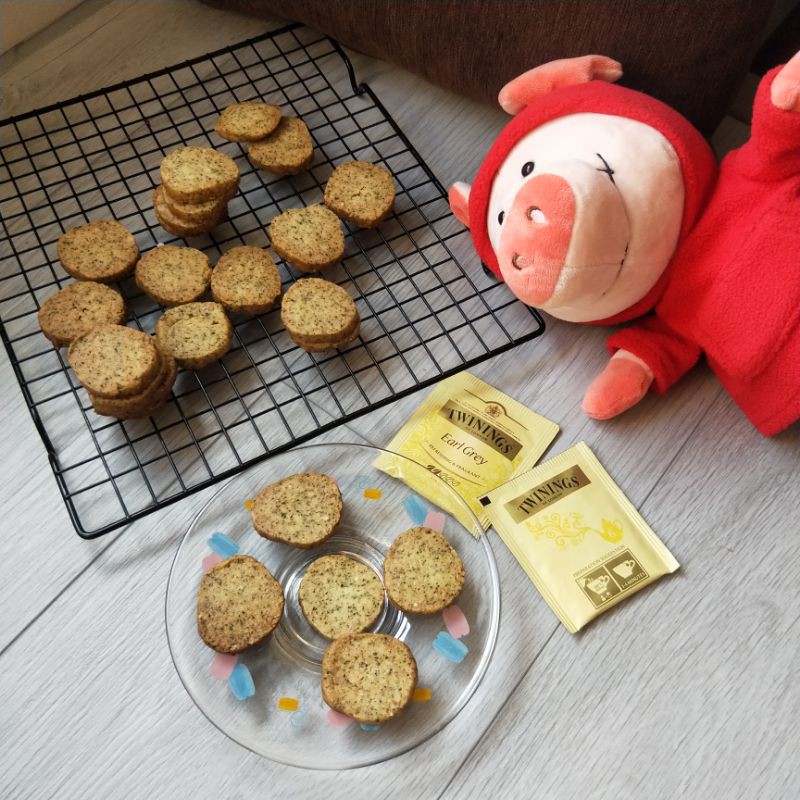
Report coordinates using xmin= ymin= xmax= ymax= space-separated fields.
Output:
xmin=0 ymin=23 xmax=545 ymax=538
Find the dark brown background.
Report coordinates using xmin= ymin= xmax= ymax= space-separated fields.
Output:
xmin=202 ymin=0 xmax=774 ymax=135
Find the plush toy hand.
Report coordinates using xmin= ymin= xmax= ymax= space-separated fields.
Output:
xmin=771 ymin=50 xmax=800 ymax=112
xmin=582 ymin=351 xmax=654 ymax=420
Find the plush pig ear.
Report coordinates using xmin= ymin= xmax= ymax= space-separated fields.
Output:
xmin=448 ymin=181 xmax=471 ymax=228
xmin=498 ymin=55 xmax=623 ymax=115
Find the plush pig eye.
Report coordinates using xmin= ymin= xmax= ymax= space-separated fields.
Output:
xmin=498 ymin=211 xmax=505 ymax=225
xmin=521 ymin=161 xmax=535 ymax=177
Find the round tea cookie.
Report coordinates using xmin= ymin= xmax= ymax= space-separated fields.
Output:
xmin=280 ymin=278 xmax=359 ymax=352
xmin=299 ymin=555 xmax=384 ymax=640
xmin=160 ymin=145 xmax=240 ymax=204
xmin=211 ymin=245 xmax=281 ymax=316
xmin=156 ymin=183 xmax=233 ymax=224
xmin=197 ymin=555 xmax=285 ymax=654
xmin=321 ymin=633 xmax=417 ymax=724
xmin=135 ymin=244 xmax=211 ymax=307
xmin=214 ymin=101 xmax=282 ymax=142
xmin=268 ymin=205 xmax=344 ymax=272
xmin=90 ymin=352 xmax=177 ymax=419
xmin=38 ymin=281 xmax=126 ymax=347
xmin=250 ymin=472 xmax=342 ymax=548
xmin=155 ymin=301 xmax=232 ymax=369
xmin=383 ymin=526 xmax=465 ymax=615
xmin=247 ymin=117 xmax=313 ymax=175
xmin=68 ymin=324 xmax=160 ymax=399
xmin=153 ymin=186 xmax=225 ymax=238
xmin=324 ymin=161 xmax=396 ymax=228
xmin=57 ymin=220 xmax=138 ymax=282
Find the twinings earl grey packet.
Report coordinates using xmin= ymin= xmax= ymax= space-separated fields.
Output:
xmin=373 ymin=372 xmax=559 ymax=536
xmin=480 ymin=442 xmax=679 ymax=632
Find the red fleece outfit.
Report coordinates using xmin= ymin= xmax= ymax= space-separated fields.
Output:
xmin=607 ymin=67 xmax=800 ymax=436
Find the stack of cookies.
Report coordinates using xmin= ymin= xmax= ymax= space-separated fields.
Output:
xmin=214 ymin=101 xmax=314 ymax=176
xmin=67 ymin=324 xmax=176 ymax=420
xmin=155 ymin=146 xmax=240 ymax=238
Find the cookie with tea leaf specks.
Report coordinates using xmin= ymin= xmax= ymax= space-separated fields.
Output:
xmin=268 ymin=205 xmax=344 ymax=273
xmin=57 ymin=220 xmax=139 ymax=282
xmin=299 ymin=555 xmax=384 ymax=639
xmin=280 ymin=278 xmax=359 ymax=352
xmin=67 ymin=324 xmax=160 ymax=399
xmin=135 ymin=244 xmax=211 ymax=307
xmin=247 ymin=117 xmax=313 ymax=175
xmin=155 ymin=301 xmax=232 ymax=369
xmin=250 ymin=471 xmax=342 ymax=548
xmin=38 ymin=281 xmax=126 ymax=347
xmin=197 ymin=555 xmax=285 ymax=654
xmin=215 ymin=101 xmax=282 ymax=142
xmin=383 ymin=526 xmax=465 ymax=615
xmin=321 ymin=633 xmax=417 ymax=723
xmin=324 ymin=161 xmax=396 ymax=228
xmin=211 ymin=245 xmax=281 ymax=316
xmin=160 ymin=145 xmax=239 ymax=204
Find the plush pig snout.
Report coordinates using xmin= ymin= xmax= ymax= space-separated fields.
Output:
xmin=497 ymin=160 xmax=630 ymax=308
xmin=497 ymin=174 xmax=575 ymax=305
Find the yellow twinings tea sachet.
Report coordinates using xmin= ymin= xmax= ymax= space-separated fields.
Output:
xmin=374 ymin=372 xmax=559 ymax=535
xmin=480 ymin=442 xmax=679 ymax=632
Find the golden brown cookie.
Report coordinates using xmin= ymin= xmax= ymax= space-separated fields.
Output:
xmin=323 ymin=161 xmax=396 ymax=228
xmin=299 ymin=555 xmax=384 ymax=640
xmin=383 ymin=526 xmax=465 ymax=615
xmin=89 ymin=351 xmax=177 ymax=419
xmin=155 ymin=301 xmax=232 ymax=369
xmin=157 ymin=183 xmax=234 ymax=225
xmin=153 ymin=186 xmax=226 ymax=238
xmin=38 ymin=281 xmax=126 ymax=347
xmin=214 ymin=101 xmax=282 ymax=142
xmin=197 ymin=555 xmax=285 ymax=654
xmin=268 ymin=205 xmax=344 ymax=272
xmin=280 ymin=278 xmax=360 ymax=352
xmin=210 ymin=245 xmax=281 ymax=316
xmin=68 ymin=324 xmax=160 ymax=399
xmin=57 ymin=220 xmax=139 ymax=282
xmin=250 ymin=472 xmax=342 ymax=548
xmin=135 ymin=244 xmax=211 ymax=307
xmin=321 ymin=633 xmax=417 ymax=723
xmin=160 ymin=145 xmax=240 ymax=204
xmin=247 ymin=117 xmax=313 ymax=175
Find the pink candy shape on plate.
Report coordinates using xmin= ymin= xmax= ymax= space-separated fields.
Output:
xmin=442 ymin=605 xmax=470 ymax=639
xmin=211 ymin=653 xmax=238 ymax=680
xmin=327 ymin=708 xmax=353 ymax=728
xmin=423 ymin=510 xmax=446 ymax=532
xmin=202 ymin=553 xmax=222 ymax=573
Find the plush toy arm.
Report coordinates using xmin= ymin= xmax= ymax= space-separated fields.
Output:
xmin=582 ymin=316 xmax=702 ymax=420
xmin=498 ymin=56 xmax=623 ymax=115
xmin=730 ymin=53 xmax=800 ymax=180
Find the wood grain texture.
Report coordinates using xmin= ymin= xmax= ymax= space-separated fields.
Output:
xmin=1 ymin=2 xmax=795 ymax=799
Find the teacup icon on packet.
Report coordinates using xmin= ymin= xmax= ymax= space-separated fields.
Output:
xmin=613 ymin=559 xmax=637 ymax=580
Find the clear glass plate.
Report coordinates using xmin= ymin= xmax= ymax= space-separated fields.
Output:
xmin=165 ymin=442 xmax=500 ymax=769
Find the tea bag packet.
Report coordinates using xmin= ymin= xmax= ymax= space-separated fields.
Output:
xmin=374 ymin=372 xmax=559 ymax=535
xmin=480 ymin=442 xmax=679 ymax=632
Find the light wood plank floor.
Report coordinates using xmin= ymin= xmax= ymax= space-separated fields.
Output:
xmin=1 ymin=2 xmax=796 ymax=798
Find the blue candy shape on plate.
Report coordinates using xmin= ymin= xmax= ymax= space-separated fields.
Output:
xmin=433 ymin=631 xmax=468 ymax=663
xmin=228 ymin=663 xmax=255 ymax=700
xmin=208 ymin=532 xmax=239 ymax=558
xmin=403 ymin=495 xmax=428 ymax=525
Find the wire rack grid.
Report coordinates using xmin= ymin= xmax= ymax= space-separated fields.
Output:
xmin=0 ymin=23 xmax=545 ymax=538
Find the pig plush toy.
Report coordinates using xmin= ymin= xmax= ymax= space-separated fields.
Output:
xmin=449 ymin=53 xmax=800 ymax=436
